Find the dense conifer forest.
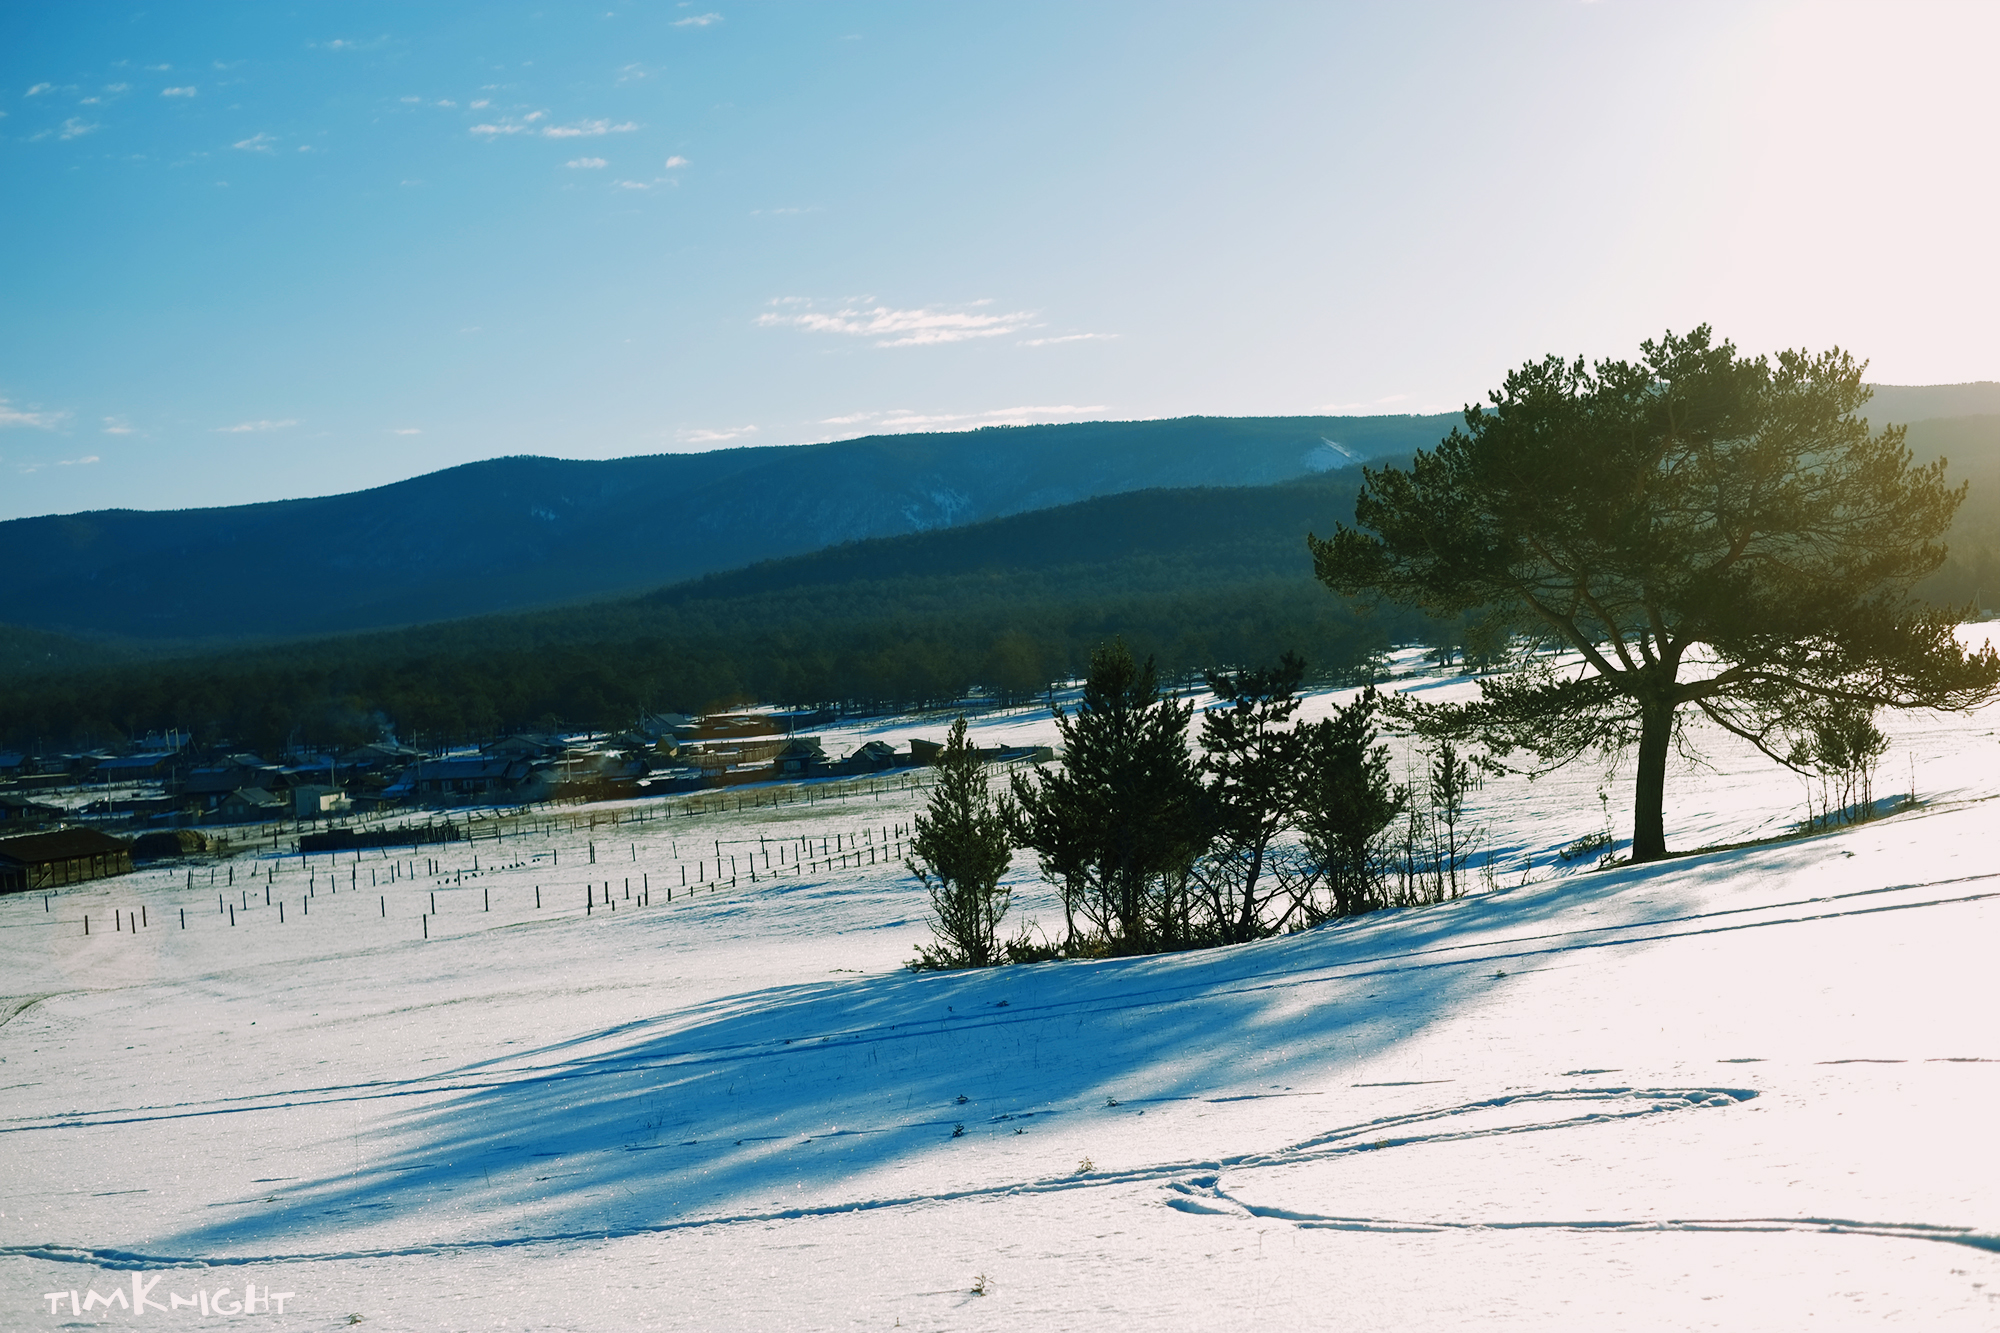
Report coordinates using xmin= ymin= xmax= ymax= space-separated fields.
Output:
xmin=0 ymin=470 xmax=1430 ymax=752
xmin=6 ymin=411 xmax=1998 ymax=756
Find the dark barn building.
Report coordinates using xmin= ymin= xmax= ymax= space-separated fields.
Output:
xmin=0 ymin=828 xmax=134 ymax=894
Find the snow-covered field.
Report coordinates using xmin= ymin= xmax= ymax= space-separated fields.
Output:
xmin=5 ymin=649 xmax=2000 ymax=1330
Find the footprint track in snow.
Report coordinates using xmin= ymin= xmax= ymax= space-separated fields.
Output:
xmin=3 ymin=1085 xmax=1759 ymax=1271
xmin=1160 ymin=1086 xmax=2000 ymax=1258
xmin=1163 ymin=1084 xmax=1754 ymax=1217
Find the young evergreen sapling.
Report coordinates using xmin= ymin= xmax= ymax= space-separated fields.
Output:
xmin=1012 ymin=641 xmax=1204 ymax=955
xmin=907 ymin=716 xmax=1016 ymax=969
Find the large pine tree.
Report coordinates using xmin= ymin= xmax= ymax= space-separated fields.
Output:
xmin=1312 ymin=327 xmax=2000 ymax=861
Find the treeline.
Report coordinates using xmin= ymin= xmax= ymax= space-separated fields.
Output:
xmin=0 ymin=469 xmax=1438 ymax=752
xmin=12 ymin=406 xmax=1997 ymax=756
xmin=0 ymin=576 xmax=1427 ymax=753
xmin=909 ymin=645 xmax=1471 ymax=967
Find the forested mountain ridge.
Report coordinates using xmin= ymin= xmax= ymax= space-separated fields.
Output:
xmin=0 ymin=466 xmax=1422 ymax=747
xmin=6 ymin=388 xmax=1993 ymax=647
xmin=0 ymin=414 xmax=1453 ymax=643
xmin=8 ymin=395 xmax=2000 ymax=748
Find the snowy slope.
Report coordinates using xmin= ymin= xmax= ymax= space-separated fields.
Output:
xmin=3 ymin=652 xmax=1999 ymax=1329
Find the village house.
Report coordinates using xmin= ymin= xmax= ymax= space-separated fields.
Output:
xmin=773 ymin=737 xmax=828 ymax=778
xmin=95 ymin=751 xmax=175 ymax=783
xmin=181 ymin=755 xmax=288 ymax=812
xmin=337 ymin=741 xmax=422 ymax=775
xmin=385 ymin=756 xmax=539 ymax=803
xmin=292 ymin=784 xmax=350 ymax=820
xmin=0 ymin=794 xmax=65 ymax=828
xmin=840 ymin=740 xmax=902 ymax=775
xmin=215 ymin=786 xmax=287 ymax=823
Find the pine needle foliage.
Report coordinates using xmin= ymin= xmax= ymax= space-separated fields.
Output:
xmin=1312 ymin=326 xmax=2000 ymax=861
xmin=1195 ymin=652 xmax=1311 ymax=944
xmin=1290 ymin=686 xmax=1404 ymax=920
xmin=1788 ymin=702 xmax=1891 ymax=828
xmin=1011 ymin=641 xmax=1203 ymax=954
xmin=907 ymin=715 xmax=1016 ymax=969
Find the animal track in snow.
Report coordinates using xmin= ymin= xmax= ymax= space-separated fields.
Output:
xmin=1158 ymin=1085 xmax=2000 ymax=1257
xmin=0 ymin=1085 xmax=1753 ymax=1272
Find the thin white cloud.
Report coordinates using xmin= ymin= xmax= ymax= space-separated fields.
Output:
xmin=542 ymin=118 xmax=638 ymax=138
xmin=0 ymin=398 xmax=65 ymax=429
xmin=673 ymin=12 xmax=723 ymax=26
xmin=677 ymin=424 xmax=756 ymax=444
xmin=389 ymin=427 xmax=422 ymax=436
xmin=758 ymin=300 xmax=1035 ymax=348
xmin=400 ymin=95 xmax=422 ymax=104
xmin=146 ymin=64 xmax=172 ymax=71
xmin=233 ymin=132 xmax=277 ymax=152
xmin=470 ymin=98 xmax=491 ymax=109
xmin=161 ymin=86 xmax=197 ymax=97
xmin=217 ymin=418 xmax=298 ymax=433
xmin=1312 ymin=393 xmax=1417 ymax=413
xmin=105 ymin=83 xmax=129 ymax=93
xmin=1018 ymin=332 xmax=1119 ymax=347
xmin=26 ymin=82 xmax=53 ymax=96
xmin=102 ymin=417 xmax=133 ymax=435
xmin=663 ymin=155 xmax=689 ymax=168
xmin=566 ymin=156 xmax=608 ymax=169
xmin=56 ymin=454 xmax=100 ymax=466
xmin=470 ymin=122 xmax=527 ymax=136
xmin=58 ymin=117 xmax=98 ymax=140
xmin=436 ymin=99 xmax=457 ymax=107
xmin=819 ymin=405 xmax=1108 ymax=436
xmin=975 ymin=404 xmax=1108 ymax=426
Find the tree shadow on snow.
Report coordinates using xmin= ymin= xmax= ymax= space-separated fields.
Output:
xmin=145 ymin=842 xmax=1796 ymax=1258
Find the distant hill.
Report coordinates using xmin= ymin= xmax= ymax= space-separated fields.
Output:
xmin=1905 ymin=414 xmax=2000 ymax=609
xmin=0 ymin=414 xmax=1452 ymax=643
xmin=6 ymin=389 xmax=1991 ymax=647
xmin=1864 ymin=382 xmax=2000 ymax=426
xmin=0 ymin=466 xmax=1419 ymax=747
xmin=12 ymin=400 xmax=2000 ymax=747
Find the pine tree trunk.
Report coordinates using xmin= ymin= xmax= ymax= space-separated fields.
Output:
xmin=1631 ymin=696 xmax=1673 ymax=862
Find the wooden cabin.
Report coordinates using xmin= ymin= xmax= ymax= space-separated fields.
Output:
xmin=0 ymin=828 xmax=134 ymax=893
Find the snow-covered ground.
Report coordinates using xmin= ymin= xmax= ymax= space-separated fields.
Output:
xmin=5 ymin=647 xmax=2000 ymax=1330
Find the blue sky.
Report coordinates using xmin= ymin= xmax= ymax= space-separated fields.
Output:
xmin=3 ymin=1 xmax=1996 ymax=520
